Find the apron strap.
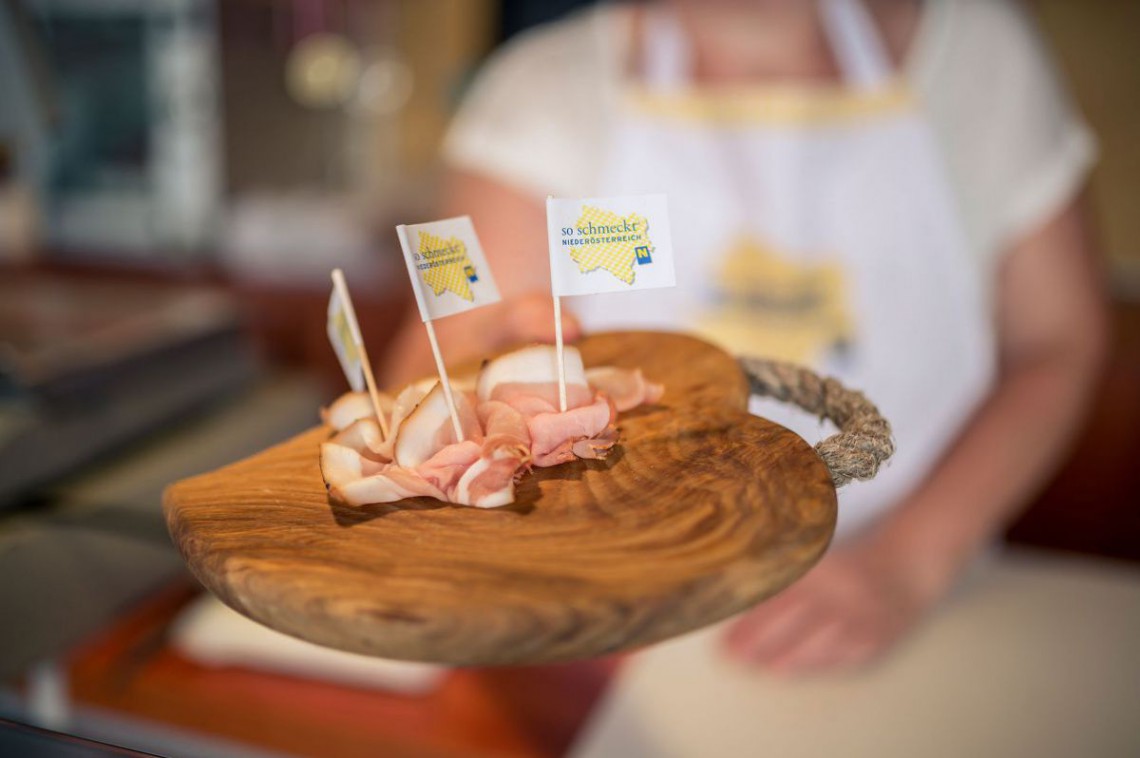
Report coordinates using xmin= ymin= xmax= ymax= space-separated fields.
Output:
xmin=818 ymin=0 xmax=896 ymax=90
xmin=639 ymin=0 xmax=897 ymax=91
xmin=641 ymin=8 xmax=691 ymax=91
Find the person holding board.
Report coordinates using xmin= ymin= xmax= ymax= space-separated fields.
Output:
xmin=383 ymin=0 xmax=1106 ymax=675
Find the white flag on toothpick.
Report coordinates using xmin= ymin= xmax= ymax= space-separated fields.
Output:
xmin=544 ymin=193 xmax=676 ymax=413
xmin=327 ymin=280 xmax=365 ymax=392
xmin=396 ymin=216 xmax=501 ymax=322
xmin=394 ymin=215 xmax=500 ymax=443
xmin=546 ymin=194 xmax=676 ymax=297
xmin=327 ymin=269 xmax=390 ymax=439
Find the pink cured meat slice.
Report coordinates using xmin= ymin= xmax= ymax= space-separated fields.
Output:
xmin=394 ymin=384 xmax=483 ymax=469
xmin=528 ymin=394 xmax=617 ymax=467
xmin=415 ymin=440 xmax=482 ymax=496
xmin=447 ymin=399 xmax=533 ymax=508
xmin=477 ymin=400 xmax=532 ymax=460
xmin=457 ymin=455 xmax=526 ymax=509
xmin=584 ymin=367 xmax=665 ymax=412
xmin=489 ymin=381 xmax=595 ymax=414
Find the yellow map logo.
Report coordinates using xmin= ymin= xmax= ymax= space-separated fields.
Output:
xmin=416 ymin=231 xmax=476 ymax=302
xmin=566 ymin=205 xmax=653 ymax=285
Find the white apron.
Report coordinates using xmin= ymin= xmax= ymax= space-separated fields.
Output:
xmin=576 ymin=0 xmax=995 ymax=541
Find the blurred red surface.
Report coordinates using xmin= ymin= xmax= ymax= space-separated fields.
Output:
xmin=66 ymin=581 xmax=621 ymax=758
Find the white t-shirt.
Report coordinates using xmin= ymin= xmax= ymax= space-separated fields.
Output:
xmin=444 ymin=0 xmax=1095 ymax=265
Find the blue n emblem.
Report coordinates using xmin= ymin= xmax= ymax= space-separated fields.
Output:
xmin=464 ymin=265 xmax=478 ymax=283
xmin=635 ymin=245 xmax=653 ymax=265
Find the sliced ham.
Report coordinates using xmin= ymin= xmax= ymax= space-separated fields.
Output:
xmin=393 ymin=382 xmax=482 ymax=469
xmin=334 ymin=466 xmax=448 ymax=506
xmin=389 ymin=382 xmax=431 ymax=435
xmin=455 ymin=455 xmax=524 ymax=509
xmin=476 ymin=345 xmax=593 ymax=413
xmin=319 ymin=343 xmax=662 ymax=509
xmin=528 ymin=393 xmax=617 ymax=467
xmin=415 ymin=439 xmax=482 ymax=495
xmin=451 ymin=399 xmax=534 ymax=508
xmin=488 ymin=382 xmax=594 ymax=415
xmin=585 ymin=367 xmax=665 ymax=412
xmin=330 ymin=418 xmax=390 ymax=463
xmin=478 ymin=345 xmax=622 ymax=467
xmin=477 ymin=400 xmax=532 ymax=461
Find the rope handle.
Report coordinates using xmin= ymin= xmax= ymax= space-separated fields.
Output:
xmin=739 ymin=357 xmax=895 ymax=488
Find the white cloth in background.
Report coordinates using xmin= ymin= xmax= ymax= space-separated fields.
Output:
xmin=171 ymin=595 xmax=446 ymax=695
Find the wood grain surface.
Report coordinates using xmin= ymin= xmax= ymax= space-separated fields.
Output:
xmin=163 ymin=332 xmax=837 ymax=665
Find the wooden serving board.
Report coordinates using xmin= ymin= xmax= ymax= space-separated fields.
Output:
xmin=164 ymin=332 xmax=837 ymax=665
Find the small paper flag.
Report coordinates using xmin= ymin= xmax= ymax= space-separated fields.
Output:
xmin=546 ymin=194 xmax=676 ymax=297
xmin=396 ymin=216 xmax=501 ymax=322
xmin=327 ymin=283 xmax=364 ymax=392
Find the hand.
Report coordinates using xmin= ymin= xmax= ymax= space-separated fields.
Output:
xmin=722 ymin=537 xmax=944 ymax=675
xmin=494 ymin=292 xmax=582 ymax=346
xmin=381 ymin=293 xmax=581 ymax=386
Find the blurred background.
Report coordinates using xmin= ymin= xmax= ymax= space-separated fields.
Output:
xmin=0 ymin=0 xmax=1137 ymax=756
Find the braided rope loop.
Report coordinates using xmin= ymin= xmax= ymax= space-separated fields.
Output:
xmin=739 ymin=357 xmax=895 ymax=488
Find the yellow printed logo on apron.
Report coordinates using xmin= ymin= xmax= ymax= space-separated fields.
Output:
xmin=697 ymin=235 xmax=853 ymax=365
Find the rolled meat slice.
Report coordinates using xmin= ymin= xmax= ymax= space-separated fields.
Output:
xmin=476 ymin=345 xmax=620 ymax=467
xmin=330 ymin=418 xmax=390 ymax=463
xmin=392 ymin=380 xmax=525 ymax=507
xmin=477 ymin=400 xmax=532 ymax=462
xmin=452 ymin=399 xmax=534 ymax=508
xmin=528 ymin=394 xmax=618 ymax=467
xmin=393 ymin=382 xmax=482 ymax=469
